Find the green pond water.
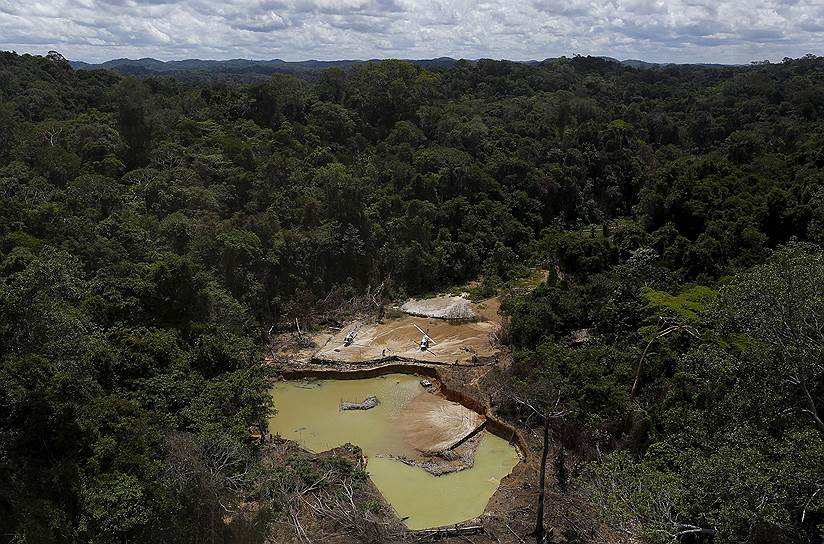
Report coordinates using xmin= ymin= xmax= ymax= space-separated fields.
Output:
xmin=269 ymin=374 xmax=520 ymax=529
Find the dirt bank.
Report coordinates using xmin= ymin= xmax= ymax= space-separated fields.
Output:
xmin=275 ymin=360 xmax=441 ymax=381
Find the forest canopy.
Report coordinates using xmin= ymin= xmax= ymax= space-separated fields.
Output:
xmin=1 ymin=51 xmax=824 ymax=543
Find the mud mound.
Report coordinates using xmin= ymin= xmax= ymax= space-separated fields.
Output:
xmin=340 ymin=395 xmax=379 ymax=410
xmin=401 ymin=296 xmax=476 ymax=320
xmin=399 ymin=393 xmax=485 ymax=454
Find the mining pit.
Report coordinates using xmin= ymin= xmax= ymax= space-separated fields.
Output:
xmin=267 ymin=293 xmax=539 ymax=536
xmin=269 ymin=374 xmax=520 ymax=529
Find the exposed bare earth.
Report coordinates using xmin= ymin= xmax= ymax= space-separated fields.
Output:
xmin=400 ymin=296 xmax=476 ymax=320
xmin=318 ymin=317 xmax=496 ymax=364
xmin=390 ymin=432 xmax=485 ymax=476
xmin=269 ymin=295 xmax=503 ymax=367
xmin=399 ymin=392 xmax=486 ymax=454
xmin=286 ymin=296 xmax=503 ymax=366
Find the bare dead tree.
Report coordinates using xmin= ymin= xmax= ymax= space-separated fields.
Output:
xmin=123 ymin=169 xmax=156 ymax=186
xmin=802 ymin=484 xmax=823 ymax=524
xmin=299 ymin=477 xmax=398 ymax=543
xmin=268 ymin=462 xmax=401 ymax=544
xmin=151 ymin=147 xmax=185 ymax=170
xmin=41 ymin=127 xmax=62 ymax=146
xmin=510 ymin=392 xmax=573 ymax=544
xmin=161 ymin=433 xmax=256 ymax=543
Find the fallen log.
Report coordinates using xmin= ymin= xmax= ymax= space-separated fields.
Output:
xmin=410 ymin=525 xmax=484 ymax=539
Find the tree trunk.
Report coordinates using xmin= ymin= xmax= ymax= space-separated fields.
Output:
xmin=554 ymin=444 xmax=567 ymax=492
xmin=534 ymin=415 xmax=550 ymax=544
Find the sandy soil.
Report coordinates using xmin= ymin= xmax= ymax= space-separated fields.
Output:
xmin=305 ymin=296 xmax=503 ymax=366
xmin=399 ymin=392 xmax=485 ymax=454
xmin=401 ymin=296 xmax=476 ymax=320
xmin=270 ymin=330 xmax=334 ymax=365
xmin=270 ymin=295 xmax=504 ymax=367
xmin=473 ymin=296 xmax=502 ymax=323
xmin=312 ymin=315 xmax=497 ymax=365
xmin=392 ymin=432 xmax=484 ymax=476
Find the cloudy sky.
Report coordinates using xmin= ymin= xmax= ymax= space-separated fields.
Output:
xmin=1 ymin=0 xmax=822 ymax=64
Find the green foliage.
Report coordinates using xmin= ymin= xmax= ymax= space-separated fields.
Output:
xmin=586 ymin=450 xmax=686 ymax=544
xmin=710 ymin=245 xmax=824 ymax=437
xmin=638 ymin=284 xmax=717 ymax=338
xmin=4 ymin=50 xmax=824 ymax=543
xmin=510 ymin=342 xmax=635 ymax=426
xmin=80 ymin=472 xmax=150 ymax=540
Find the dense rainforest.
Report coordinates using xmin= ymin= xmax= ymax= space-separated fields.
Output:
xmin=1 ymin=50 xmax=823 ymax=543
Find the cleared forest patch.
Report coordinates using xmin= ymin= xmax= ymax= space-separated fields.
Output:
xmin=312 ymin=306 xmax=500 ymax=365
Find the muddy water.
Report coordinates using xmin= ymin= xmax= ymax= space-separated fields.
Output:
xmin=269 ymin=374 xmax=423 ymax=459
xmin=269 ymin=374 xmax=520 ymax=530
xmin=367 ymin=433 xmax=518 ymax=529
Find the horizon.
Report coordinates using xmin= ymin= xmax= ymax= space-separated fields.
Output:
xmin=2 ymin=1 xmax=822 ymax=65
xmin=18 ymin=50 xmax=814 ymax=66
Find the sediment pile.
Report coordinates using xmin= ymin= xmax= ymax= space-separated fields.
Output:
xmin=399 ymin=393 xmax=486 ymax=454
xmin=401 ymin=296 xmax=476 ymax=320
xmin=392 ymin=432 xmax=484 ymax=475
xmin=340 ymin=395 xmax=379 ymax=410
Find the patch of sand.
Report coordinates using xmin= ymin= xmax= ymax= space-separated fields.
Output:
xmin=313 ymin=312 xmax=498 ymax=365
xmin=401 ymin=296 xmax=476 ymax=320
xmin=270 ymin=296 xmax=504 ymax=366
xmin=472 ymin=296 xmax=501 ymax=323
xmin=399 ymin=393 xmax=485 ymax=454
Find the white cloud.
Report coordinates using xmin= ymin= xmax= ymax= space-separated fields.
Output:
xmin=0 ymin=0 xmax=822 ymax=63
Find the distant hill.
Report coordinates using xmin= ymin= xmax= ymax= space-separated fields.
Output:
xmin=616 ymin=58 xmax=736 ymax=70
xmin=69 ymin=57 xmax=463 ymax=82
xmin=69 ymin=56 xmax=736 ymax=81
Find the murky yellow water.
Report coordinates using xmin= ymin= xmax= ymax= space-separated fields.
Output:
xmin=269 ymin=374 xmax=520 ymax=530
